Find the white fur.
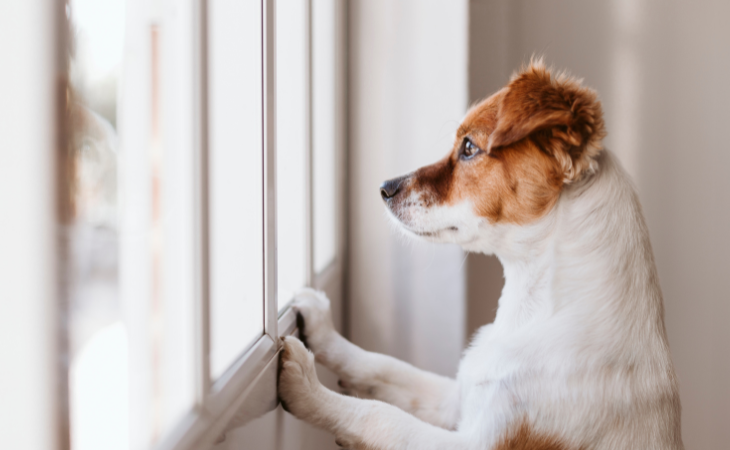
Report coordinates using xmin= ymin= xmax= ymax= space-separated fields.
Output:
xmin=278 ymin=149 xmax=683 ymax=450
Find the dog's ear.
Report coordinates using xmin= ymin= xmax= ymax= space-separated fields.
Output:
xmin=487 ymin=60 xmax=606 ymax=182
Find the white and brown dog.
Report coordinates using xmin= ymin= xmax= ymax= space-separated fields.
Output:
xmin=278 ymin=61 xmax=683 ymax=450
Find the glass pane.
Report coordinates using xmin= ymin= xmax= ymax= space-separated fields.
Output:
xmin=154 ymin=11 xmax=197 ymax=439
xmin=312 ymin=0 xmax=337 ymax=273
xmin=276 ymin=0 xmax=308 ymax=311
xmin=67 ymin=1 xmax=128 ymax=450
xmin=68 ymin=0 xmax=197 ymax=447
xmin=208 ymin=0 xmax=264 ymax=379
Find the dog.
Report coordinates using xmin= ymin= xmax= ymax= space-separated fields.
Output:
xmin=278 ymin=61 xmax=683 ymax=450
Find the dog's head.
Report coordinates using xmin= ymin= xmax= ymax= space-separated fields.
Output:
xmin=381 ymin=61 xmax=605 ymax=248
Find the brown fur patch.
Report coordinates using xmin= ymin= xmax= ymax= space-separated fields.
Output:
xmin=401 ymin=60 xmax=605 ymax=225
xmin=412 ymin=155 xmax=455 ymax=206
xmin=495 ymin=421 xmax=576 ymax=450
xmin=454 ymin=139 xmax=564 ymax=223
xmin=488 ymin=60 xmax=606 ymax=182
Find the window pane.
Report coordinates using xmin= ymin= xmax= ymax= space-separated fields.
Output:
xmin=156 ymin=7 xmax=197 ymax=437
xmin=68 ymin=0 xmax=198 ymax=448
xmin=208 ymin=0 xmax=264 ymax=379
xmin=312 ymin=0 xmax=337 ymax=273
xmin=276 ymin=0 xmax=308 ymax=311
xmin=67 ymin=1 xmax=129 ymax=449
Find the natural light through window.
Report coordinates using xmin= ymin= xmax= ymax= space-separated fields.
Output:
xmin=208 ymin=0 xmax=264 ymax=379
xmin=70 ymin=0 xmax=200 ymax=447
xmin=276 ymin=0 xmax=308 ymax=312
xmin=68 ymin=1 xmax=127 ymax=449
xmin=62 ymin=0 xmax=342 ymax=448
xmin=312 ymin=0 xmax=337 ymax=273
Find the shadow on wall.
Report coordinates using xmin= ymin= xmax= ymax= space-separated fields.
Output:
xmin=465 ymin=253 xmax=502 ymax=339
xmin=467 ymin=0 xmax=730 ymax=448
xmin=347 ymin=0 xmax=469 ymax=378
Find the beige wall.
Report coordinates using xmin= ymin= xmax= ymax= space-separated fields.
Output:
xmin=468 ymin=0 xmax=730 ymax=447
xmin=347 ymin=0 xmax=469 ymax=377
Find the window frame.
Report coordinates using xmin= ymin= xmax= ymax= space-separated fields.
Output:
xmin=154 ymin=0 xmax=346 ymax=449
xmin=0 ymin=0 xmax=345 ymax=448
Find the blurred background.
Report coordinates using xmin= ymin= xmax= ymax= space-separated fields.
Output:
xmin=1 ymin=1 xmax=728 ymax=449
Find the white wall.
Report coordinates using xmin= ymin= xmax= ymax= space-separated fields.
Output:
xmin=0 ymin=1 xmax=60 ymax=449
xmin=468 ymin=1 xmax=730 ymax=447
xmin=348 ymin=0 xmax=469 ymax=377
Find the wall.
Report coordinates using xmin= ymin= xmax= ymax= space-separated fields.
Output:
xmin=0 ymin=1 xmax=61 ymax=449
xmin=467 ymin=1 xmax=730 ymax=447
xmin=347 ymin=0 xmax=469 ymax=377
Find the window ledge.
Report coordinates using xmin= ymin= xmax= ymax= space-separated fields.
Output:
xmin=158 ymin=306 xmax=299 ymax=450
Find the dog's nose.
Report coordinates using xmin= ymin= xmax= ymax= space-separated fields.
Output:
xmin=380 ymin=176 xmax=405 ymax=200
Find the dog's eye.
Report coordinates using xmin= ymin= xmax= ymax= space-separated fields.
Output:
xmin=461 ymin=138 xmax=481 ymax=159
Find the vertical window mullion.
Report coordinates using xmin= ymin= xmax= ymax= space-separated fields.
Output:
xmin=263 ymin=0 xmax=278 ymax=339
xmin=192 ymin=0 xmax=211 ymax=407
xmin=305 ymin=0 xmax=315 ymax=287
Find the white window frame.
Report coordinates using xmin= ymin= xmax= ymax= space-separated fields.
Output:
xmin=153 ymin=0 xmax=347 ymax=449
xmin=39 ymin=0 xmax=348 ymax=447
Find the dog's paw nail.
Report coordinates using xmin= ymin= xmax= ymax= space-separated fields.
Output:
xmin=280 ymin=399 xmax=290 ymax=413
xmin=296 ymin=314 xmax=310 ymax=348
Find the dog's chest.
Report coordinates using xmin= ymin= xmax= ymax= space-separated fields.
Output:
xmin=455 ymin=324 xmax=537 ymax=438
xmin=458 ymin=325 xmax=525 ymax=401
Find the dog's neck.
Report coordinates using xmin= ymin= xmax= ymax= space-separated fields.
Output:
xmin=482 ymin=151 xmax=665 ymax=337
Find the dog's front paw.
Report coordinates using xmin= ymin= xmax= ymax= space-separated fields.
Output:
xmin=292 ymin=288 xmax=336 ymax=353
xmin=278 ymin=336 xmax=324 ymax=419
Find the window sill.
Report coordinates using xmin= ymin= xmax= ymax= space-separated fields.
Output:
xmin=158 ymin=306 xmax=299 ymax=450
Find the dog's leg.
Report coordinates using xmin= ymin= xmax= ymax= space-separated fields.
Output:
xmin=291 ymin=289 xmax=460 ymax=430
xmin=279 ymin=336 xmax=471 ymax=450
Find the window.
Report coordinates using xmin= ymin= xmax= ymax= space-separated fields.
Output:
xmin=61 ymin=1 xmax=344 ymax=450
xmin=207 ymin=0 xmax=265 ymax=381
xmin=276 ymin=0 xmax=308 ymax=311
xmin=312 ymin=0 xmax=338 ymax=274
